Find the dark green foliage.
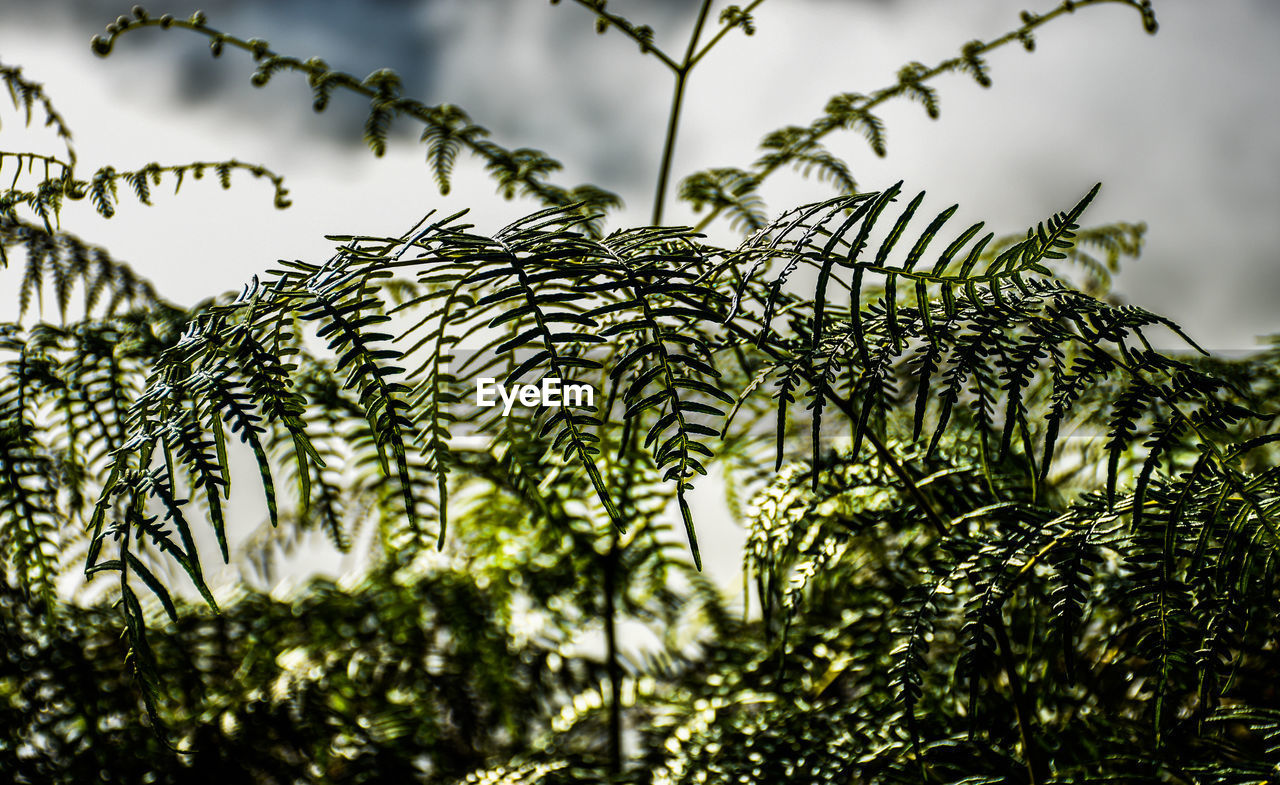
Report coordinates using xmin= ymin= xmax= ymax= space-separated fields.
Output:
xmin=0 ymin=564 xmax=607 ymax=784
xmin=5 ymin=1 xmax=1280 ymax=783
xmin=92 ymin=206 xmax=739 ymax=581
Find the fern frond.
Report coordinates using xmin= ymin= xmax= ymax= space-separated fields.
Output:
xmin=896 ymin=62 xmax=940 ymax=119
xmin=755 ymin=127 xmax=857 ymax=194
xmin=595 ymin=227 xmax=733 ymax=567
xmin=690 ymin=1 xmax=1159 ymax=232
xmin=823 ymin=93 xmax=887 ymax=156
xmin=3 ymin=217 xmax=164 ymax=320
xmin=420 ymin=104 xmax=485 ymax=195
xmin=0 ymin=59 xmax=77 ymax=166
xmin=678 ymin=168 xmax=766 ymax=234
xmin=1 ymin=158 xmax=290 ymax=233
xmin=91 ymin=13 xmax=618 ymax=215
xmin=718 ymin=5 xmax=758 ymax=37
xmin=459 ymin=759 xmax=572 ymax=784
xmin=0 ymin=351 xmax=62 ymax=609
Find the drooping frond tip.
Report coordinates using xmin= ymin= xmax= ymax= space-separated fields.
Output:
xmin=1 ymin=59 xmax=77 ymax=166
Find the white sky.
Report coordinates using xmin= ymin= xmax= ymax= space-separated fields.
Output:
xmin=3 ymin=0 xmax=1279 ymax=594
xmin=4 ymin=1 xmax=1278 ymax=338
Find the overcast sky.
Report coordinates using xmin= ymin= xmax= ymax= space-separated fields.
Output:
xmin=4 ymin=0 xmax=1279 ymax=592
xmin=3 ymin=0 xmax=1277 ymax=344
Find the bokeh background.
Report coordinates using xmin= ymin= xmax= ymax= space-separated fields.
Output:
xmin=3 ymin=0 xmax=1278 ymax=592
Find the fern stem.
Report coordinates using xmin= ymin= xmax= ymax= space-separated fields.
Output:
xmin=994 ymin=616 xmax=1046 ymax=785
xmin=603 ymin=525 xmax=623 ymax=776
xmin=569 ymin=0 xmax=680 ymax=71
xmin=859 ymin=409 xmax=950 ymax=537
xmin=651 ymin=0 xmax=715 ymax=226
xmin=0 ymin=151 xmax=73 ymax=181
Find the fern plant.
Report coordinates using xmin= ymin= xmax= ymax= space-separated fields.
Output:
xmin=6 ymin=1 xmax=1280 ymax=783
